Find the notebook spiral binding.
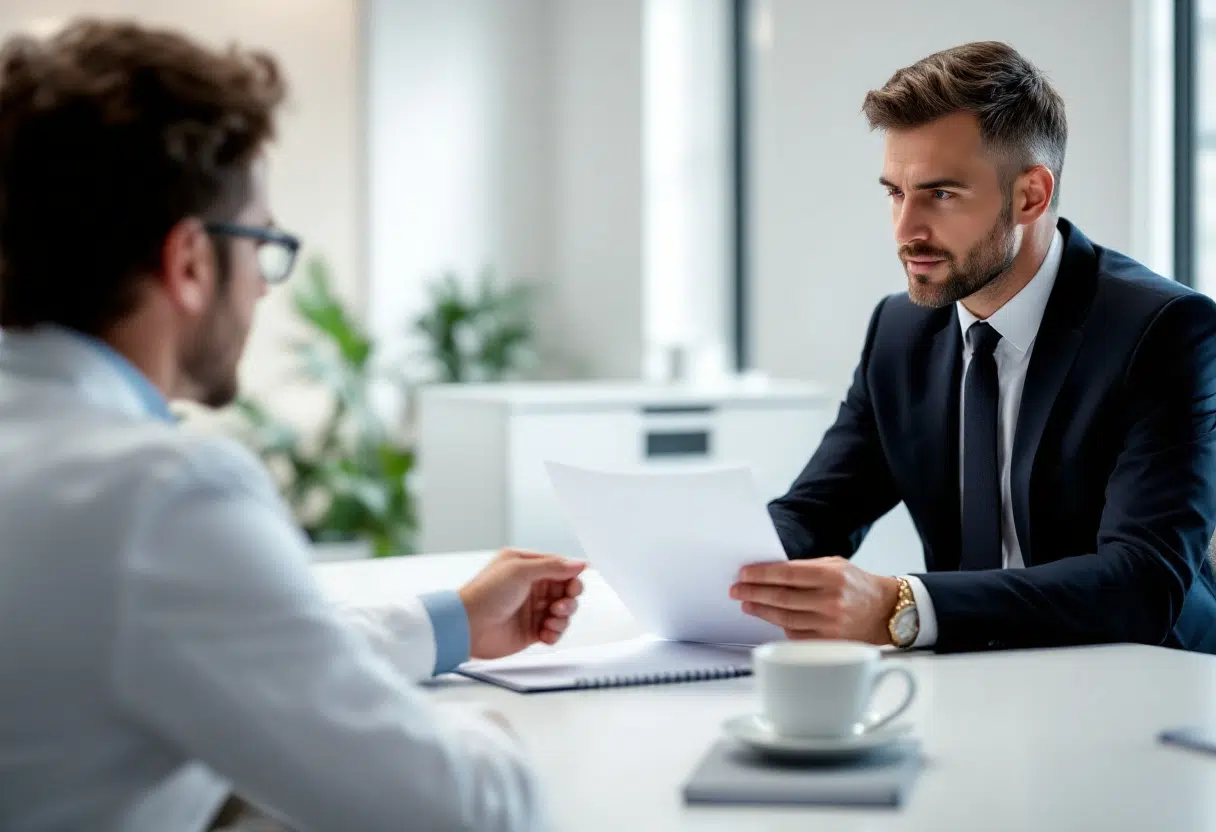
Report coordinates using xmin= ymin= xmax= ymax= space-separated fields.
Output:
xmin=572 ymin=665 xmax=750 ymax=690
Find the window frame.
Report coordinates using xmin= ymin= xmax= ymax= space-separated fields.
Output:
xmin=729 ymin=0 xmax=750 ymax=370
xmin=1176 ymin=0 xmax=1198 ymax=287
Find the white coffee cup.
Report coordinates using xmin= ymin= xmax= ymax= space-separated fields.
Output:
xmin=752 ymin=640 xmax=917 ymax=739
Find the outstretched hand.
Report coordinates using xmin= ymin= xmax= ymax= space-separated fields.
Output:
xmin=459 ymin=549 xmax=587 ymax=660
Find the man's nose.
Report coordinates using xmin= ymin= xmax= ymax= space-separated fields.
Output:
xmin=893 ymin=201 xmax=930 ymax=247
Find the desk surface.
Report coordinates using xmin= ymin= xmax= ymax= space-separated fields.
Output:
xmin=315 ymin=552 xmax=1216 ymax=832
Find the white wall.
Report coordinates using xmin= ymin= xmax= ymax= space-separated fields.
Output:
xmin=749 ymin=0 xmax=1138 ymax=394
xmin=546 ymin=0 xmax=646 ymax=379
xmin=364 ymin=0 xmax=556 ymax=378
xmin=365 ymin=0 xmax=646 ymax=382
xmin=0 ymin=0 xmax=362 ymax=427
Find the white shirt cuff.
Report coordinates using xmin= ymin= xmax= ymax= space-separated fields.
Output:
xmin=333 ymin=596 xmax=438 ymax=683
xmin=903 ymin=575 xmax=938 ymax=648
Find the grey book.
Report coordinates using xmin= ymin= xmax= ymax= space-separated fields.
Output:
xmin=683 ymin=738 xmax=924 ymax=808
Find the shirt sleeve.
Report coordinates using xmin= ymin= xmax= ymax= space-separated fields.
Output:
xmin=108 ymin=465 xmax=544 ymax=832
xmin=419 ymin=591 xmax=472 ymax=675
xmin=903 ymin=575 xmax=939 ymax=648
xmin=332 ymin=590 xmax=470 ymax=682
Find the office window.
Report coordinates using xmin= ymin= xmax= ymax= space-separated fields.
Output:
xmin=1177 ymin=0 xmax=1216 ymax=293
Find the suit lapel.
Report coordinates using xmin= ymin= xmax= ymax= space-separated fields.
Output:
xmin=1010 ymin=220 xmax=1098 ymax=565
xmin=920 ymin=312 xmax=963 ymax=571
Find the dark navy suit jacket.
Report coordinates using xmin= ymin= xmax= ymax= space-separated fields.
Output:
xmin=768 ymin=219 xmax=1216 ymax=653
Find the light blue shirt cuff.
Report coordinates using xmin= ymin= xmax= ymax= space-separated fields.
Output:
xmin=903 ymin=576 xmax=938 ymax=648
xmin=419 ymin=591 xmax=471 ymax=675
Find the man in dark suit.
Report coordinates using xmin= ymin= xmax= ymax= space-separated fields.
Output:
xmin=730 ymin=41 xmax=1216 ymax=654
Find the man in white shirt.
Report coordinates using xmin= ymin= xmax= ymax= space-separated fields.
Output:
xmin=733 ymin=42 xmax=1216 ymax=654
xmin=0 ymin=19 xmax=583 ymax=831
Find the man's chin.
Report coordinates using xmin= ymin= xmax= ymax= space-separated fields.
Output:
xmin=906 ymin=277 xmax=958 ymax=309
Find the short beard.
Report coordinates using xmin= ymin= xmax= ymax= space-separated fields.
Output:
xmin=903 ymin=197 xmax=1018 ymax=309
xmin=180 ymin=246 xmax=242 ymax=409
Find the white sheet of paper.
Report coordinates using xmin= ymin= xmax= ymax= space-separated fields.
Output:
xmin=545 ymin=461 xmax=787 ymax=646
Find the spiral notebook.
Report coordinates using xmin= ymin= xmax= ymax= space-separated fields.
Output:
xmin=457 ymin=636 xmax=753 ymax=693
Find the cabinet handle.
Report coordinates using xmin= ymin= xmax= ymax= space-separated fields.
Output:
xmin=641 ymin=405 xmax=715 ymax=416
xmin=645 ymin=430 xmax=711 ymax=458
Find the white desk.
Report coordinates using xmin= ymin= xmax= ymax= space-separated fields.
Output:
xmin=315 ymin=552 xmax=1216 ymax=832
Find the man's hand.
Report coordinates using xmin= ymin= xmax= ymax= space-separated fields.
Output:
xmin=730 ymin=557 xmax=900 ymax=644
xmin=459 ymin=549 xmax=587 ymax=660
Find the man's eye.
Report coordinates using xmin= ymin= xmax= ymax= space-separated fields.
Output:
xmin=934 ymin=190 xmax=954 ymax=201
xmin=886 ymin=189 xmax=903 ymax=199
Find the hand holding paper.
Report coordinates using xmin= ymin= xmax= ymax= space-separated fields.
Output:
xmin=544 ymin=461 xmax=786 ymax=646
xmin=456 ymin=463 xmax=787 ymax=693
xmin=731 ymin=557 xmax=900 ymax=644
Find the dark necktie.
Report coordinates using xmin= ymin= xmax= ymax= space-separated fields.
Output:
xmin=960 ymin=321 xmax=1003 ymax=571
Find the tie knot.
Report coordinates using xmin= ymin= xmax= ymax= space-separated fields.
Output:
xmin=968 ymin=322 xmax=1002 ymax=356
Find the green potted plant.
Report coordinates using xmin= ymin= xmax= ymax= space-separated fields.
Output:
xmin=235 ymin=258 xmax=416 ymax=558
xmin=412 ymin=267 xmax=537 ymax=383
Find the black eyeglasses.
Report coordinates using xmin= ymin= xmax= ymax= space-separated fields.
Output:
xmin=203 ymin=222 xmax=301 ymax=285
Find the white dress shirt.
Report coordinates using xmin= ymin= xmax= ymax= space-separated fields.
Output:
xmin=905 ymin=229 xmax=1065 ymax=647
xmin=0 ymin=326 xmax=544 ymax=832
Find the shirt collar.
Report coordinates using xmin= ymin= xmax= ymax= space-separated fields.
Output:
xmin=68 ymin=331 xmax=176 ymax=424
xmin=956 ymin=227 xmax=1064 ymax=353
xmin=0 ymin=325 xmax=176 ymax=424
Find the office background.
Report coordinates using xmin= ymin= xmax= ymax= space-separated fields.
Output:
xmin=0 ymin=0 xmax=1200 ymax=574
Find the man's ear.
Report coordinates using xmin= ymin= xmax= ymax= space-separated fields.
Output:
xmin=160 ymin=217 xmax=217 ymax=316
xmin=1012 ymin=164 xmax=1054 ymax=225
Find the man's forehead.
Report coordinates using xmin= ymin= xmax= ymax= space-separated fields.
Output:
xmin=883 ymin=113 xmax=985 ymax=163
xmin=880 ymin=160 xmax=975 ymax=186
xmin=882 ymin=132 xmax=993 ymax=185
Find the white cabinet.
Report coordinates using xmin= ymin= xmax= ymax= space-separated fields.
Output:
xmin=416 ymin=380 xmax=834 ymax=555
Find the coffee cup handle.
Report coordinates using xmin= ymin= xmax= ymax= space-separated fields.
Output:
xmin=861 ymin=665 xmax=917 ymax=733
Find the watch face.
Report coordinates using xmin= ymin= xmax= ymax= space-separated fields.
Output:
xmin=893 ymin=607 xmax=919 ymax=645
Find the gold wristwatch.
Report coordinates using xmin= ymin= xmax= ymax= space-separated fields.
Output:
xmin=888 ymin=578 xmax=919 ymax=648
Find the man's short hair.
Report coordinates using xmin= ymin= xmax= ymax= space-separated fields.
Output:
xmin=862 ymin=41 xmax=1067 ymax=209
xmin=0 ymin=19 xmax=286 ymax=334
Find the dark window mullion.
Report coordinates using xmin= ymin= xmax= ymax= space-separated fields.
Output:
xmin=1176 ymin=0 xmax=1199 ymax=287
xmin=729 ymin=0 xmax=750 ymax=371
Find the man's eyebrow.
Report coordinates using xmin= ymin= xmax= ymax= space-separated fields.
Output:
xmin=880 ymin=176 xmax=968 ymax=191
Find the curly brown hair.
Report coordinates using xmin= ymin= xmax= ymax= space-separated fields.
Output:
xmin=862 ymin=41 xmax=1067 ymax=209
xmin=0 ymin=18 xmax=287 ymax=334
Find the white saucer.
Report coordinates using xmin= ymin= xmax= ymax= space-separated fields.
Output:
xmin=722 ymin=714 xmax=914 ymax=761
